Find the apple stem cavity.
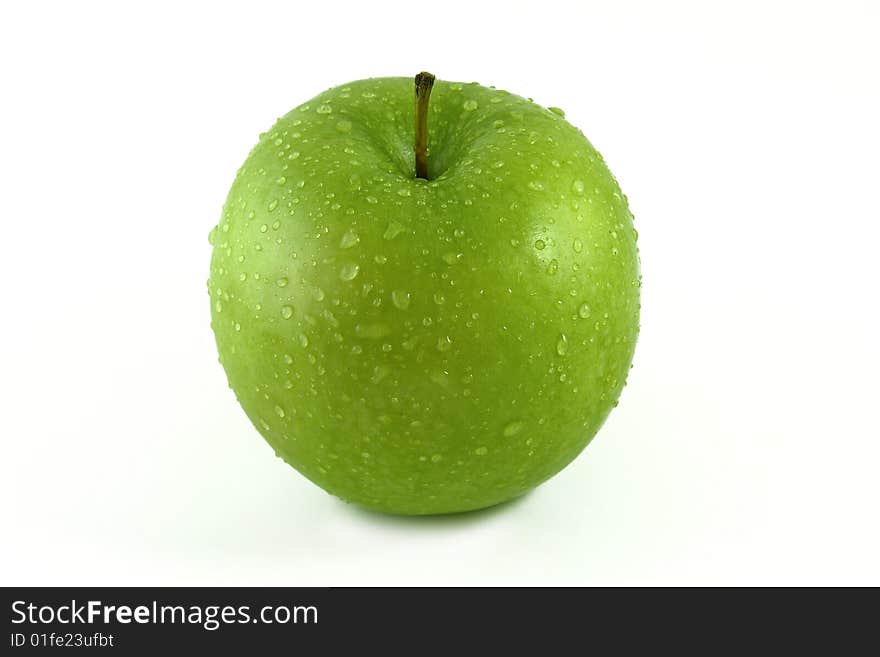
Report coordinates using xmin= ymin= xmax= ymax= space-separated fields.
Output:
xmin=414 ymin=71 xmax=436 ymax=180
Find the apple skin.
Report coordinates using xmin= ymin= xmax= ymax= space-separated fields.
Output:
xmin=208 ymin=77 xmax=640 ymax=515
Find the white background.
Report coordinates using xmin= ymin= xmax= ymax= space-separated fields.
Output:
xmin=2 ymin=1 xmax=878 ymax=586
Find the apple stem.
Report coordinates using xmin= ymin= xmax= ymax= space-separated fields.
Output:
xmin=414 ymin=71 xmax=435 ymax=179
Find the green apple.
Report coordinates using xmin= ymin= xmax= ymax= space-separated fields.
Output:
xmin=208 ymin=74 xmax=640 ymax=515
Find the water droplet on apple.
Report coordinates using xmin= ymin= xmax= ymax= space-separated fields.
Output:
xmin=371 ymin=365 xmax=390 ymax=384
xmin=336 ymin=120 xmax=352 ymax=133
xmin=578 ymin=303 xmax=591 ymax=319
xmin=214 ymin=299 xmax=223 ymax=313
xmin=316 ymin=104 xmax=332 ymax=114
xmin=366 ymin=195 xmax=378 ymax=204
xmin=556 ymin=333 xmax=568 ymax=356
xmin=429 ymin=370 xmax=449 ymax=386
xmin=527 ymin=181 xmax=544 ymax=191
xmin=339 ymin=228 xmax=359 ymax=249
xmin=547 ymin=259 xmax=559 ymax=275
xmin=280 ymin=305 xmax=294 ymax=319
xmin=573 ymin=239 xmax=583 ymax=253
xmin=474 ymin=446 xmax=488 ymax=456
xmin=462 ymin=99 xmax=478 ymax=111
xmin=298 ymin=334 xmax=309 ymax=348
xmin=433 ymin=292 xmax=445 ymax=305
xmin=534 ymin=239 xmax=546 ymax=250
xmin=548 ymin=106 xmax=566 ymax=117
xmin=259 ymin=224 xmax=268 ymax=233
xmin=267 ymin=199 xmax=279 ymax=212
xmin=572 ymin=180 xmax=585 ymax=195
xmin=442 ymin=252 xmax=462 ymax=265
xmin=312 ymin=287 xmax=325 ymax=301
xmin=503 ymin=421 xmax=524 ymax=437
xmin=391 ymin=289 xmax=411 ymax=310
xmin=276 ymin=277 xmax=289 ymax=287
xmin=436 ymin=335 xmax=453 ymax=352
xmin=431 ymin=454 xmax=443 ymax=463
xmin=355 ymin=323 xmax=391 ymax=339
xmin=339 ymin=263 xmax=360 ymax=281
xmin=384 ymin=221 xmax=405 ymax=239
xmin=274 ymin=405 xmax=286 ymax=418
